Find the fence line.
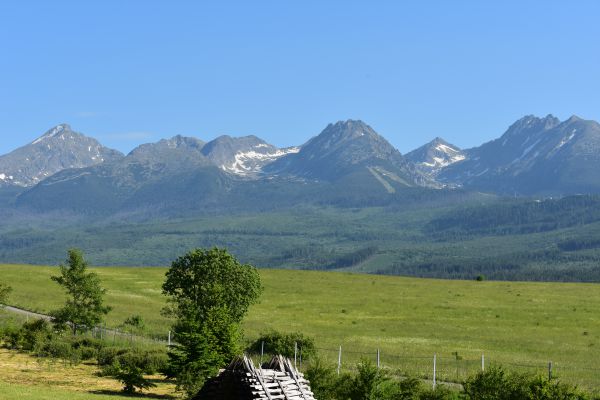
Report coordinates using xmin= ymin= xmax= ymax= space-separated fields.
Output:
xmin=2 ymin=310 xmax=599 ymax=389
xmin=253 ymin=340 xmax=600 ymax=390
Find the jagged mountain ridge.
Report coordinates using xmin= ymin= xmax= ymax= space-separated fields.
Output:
xmin=15 ymin=119 xmax=434 ymax=214
xmin=5 ymin=114 xmax=600 ymax=216
xmin=0 ymin=124 xmax=123 ymax=187
xmin=438 ymin=115 xmax=600 ymax=195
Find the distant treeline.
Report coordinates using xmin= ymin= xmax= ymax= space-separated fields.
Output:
xmin=427 ymin=195 xmax=600 ymax=239
xmin=377 ymin=249 xmax=600 ymax=282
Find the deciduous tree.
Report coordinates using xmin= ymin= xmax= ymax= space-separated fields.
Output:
xmin=51 ymin=249 xmax=111 ymax=334
xmin=162 ymin=247 xmax=262 ymax=397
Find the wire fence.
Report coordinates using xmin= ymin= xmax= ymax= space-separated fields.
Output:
xmin=249 ymin=341 xmax=600 ymax=391
xmin=1 ymin=309 xmax=599 ymax=390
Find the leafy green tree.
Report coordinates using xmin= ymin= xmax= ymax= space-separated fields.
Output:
xmin=162 ymin=247 xmax=262 ymax=397
xmin=51 ymin=249 xmax=111 ymax=334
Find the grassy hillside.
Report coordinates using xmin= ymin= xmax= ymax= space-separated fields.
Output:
xmin=1 ymin=264 xmax=600 ymax=389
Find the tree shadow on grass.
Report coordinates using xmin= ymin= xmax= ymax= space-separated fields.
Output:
xmin=89 ymin=390 xmax=176 ymax=399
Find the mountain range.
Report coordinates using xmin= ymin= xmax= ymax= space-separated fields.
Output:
xmin=2 ymin=114 xmax=600 ymax=216
xmin=3 ymin=115 xmax=600 ymax=278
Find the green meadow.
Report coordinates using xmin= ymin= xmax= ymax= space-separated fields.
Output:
xmin=1 ymin=264 xmax=600 ymax=389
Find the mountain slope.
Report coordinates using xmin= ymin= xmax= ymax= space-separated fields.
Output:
xmin=16 ymin=135 xmax=230 ymax=214
xmin=405 ymin=137 xmax=465 ymax=176
xmin=0 ymin=124 xmax=123 ymax=187
xmin=439 ymin=115 xmax=600 ymax=195
xmin=265 ymin=120 xmax=435 ymax=190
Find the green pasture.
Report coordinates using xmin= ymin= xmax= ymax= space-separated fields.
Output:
xmin=0 ymin=382 xmax=140 ymax=400
xmin=1 ymin=264 xmax=599 ymax=389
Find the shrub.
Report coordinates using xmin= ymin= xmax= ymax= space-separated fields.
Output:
xmin=305 ymin=357 xmax=339 ymax=400
xmin=100 ymin=348 xmax=168 ymax=394
xmin=123 ymin=315 xmax=145 ymax=329
xmin=5 ymin=319 xmax=54 ymax=352
xmin=248 ymin=330 xmax=317 ymax=361
xmin=79 ymin=346 xmax=99 ymax=361
xmin=463 ymin=366 xmax=588 ymax=400
xmin=97 ymin=346 xmax=125 ymax=366
xmin=333 ymin=359 xmax=398 ymax=400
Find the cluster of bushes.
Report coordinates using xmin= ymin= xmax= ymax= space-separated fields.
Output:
xmin=307 ymin=359 xmax=459 ymax=400
xmin=463 ymin=367 xmax=593 ymax=400
xmin=98 ymin=346 xmax=167 ymax=393
xmin=305 ymin=359 xmax=595 ymax=400
xmin=0 ymin=318 xmax=168 ymax=393
xmin=248 ymin=330 xmax=317 ymax=361
xmin=1 ymin=319 xmax=98 ymax=364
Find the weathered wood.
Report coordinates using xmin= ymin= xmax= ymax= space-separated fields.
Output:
xmin=193 ymin=354 xmax=315 ymax=400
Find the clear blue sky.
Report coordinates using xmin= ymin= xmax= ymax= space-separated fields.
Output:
xmin=1 ymin=1 xmax=599 ymax=155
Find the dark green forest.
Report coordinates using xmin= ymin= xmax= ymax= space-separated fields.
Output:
xmin=2 ymin=194 xmax=600 ymax=282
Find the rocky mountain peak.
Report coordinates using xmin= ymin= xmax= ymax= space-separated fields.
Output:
xmin=319 ymin=119 xmax=378 ymax=143
xmin=0 ymin=124 xmax=122 ymax=187
xmin=31 ymin=123 xmax=73 ymax=145
xmin=201 ymin=135 xmax=296 ymax=177
xmin=405 ymin=137 xmax=465 ymax=175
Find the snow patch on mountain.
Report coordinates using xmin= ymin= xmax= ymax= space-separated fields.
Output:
xmin=554 ymin=130 xmax=577 ymax=151
xmin=223 ymin=147 xmax=300 ymax=175
xmin=407 ymin=138 xmax=466 ymax=173
xmin=511 ymin=138 xmax=542 ymax=164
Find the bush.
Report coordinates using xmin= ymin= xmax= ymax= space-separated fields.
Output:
xmin=123 ymin=315 xmax=145 ymax=329
xmin=97 ymin=346 xmax=124 ymax=366
xmin=79 ymin=346 xmax=99 ymax=361
xmin=100 ymin=348 xmax=168 ymax=394
xmin=463 ymin=366 xmax=588 ymax=400
xmin=4 ymin=319 xmax=54 ymax=352
xmin=248 ymin=330 xmax=317 ymax=361
xmin=305 ymin=357 xmax=339 ymax=400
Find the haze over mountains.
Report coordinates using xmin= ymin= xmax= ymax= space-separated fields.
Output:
xmin=2 ymin=114 xmax=600 ymax=215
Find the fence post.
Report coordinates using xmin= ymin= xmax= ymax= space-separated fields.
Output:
xmin=337 ymin=346 xmax=342 ymax=376
xmin=481 ymin=354 xmax=485 ymax=371
xmin=548 ymin=361 xmax=553 ymax=380
xmin=260 ymin=341 xmax=264 ymax=365
xmin=168 ymin=330 xmax=171 ymax=346
xmin=377 ymin=349 xmax=380 ymax=369
xmin=433 ymin=354 xmax=437 ymax=389
xmin=294 ymin=342 xmax=298 ymax=370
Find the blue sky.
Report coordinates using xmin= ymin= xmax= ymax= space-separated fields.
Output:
xmin=1 ymin=1 xmax=599 ymax=155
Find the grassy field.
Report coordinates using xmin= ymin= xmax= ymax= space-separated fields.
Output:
xmin=0 ymin=347 xmax=175 ymax=399
xmin=1 ymin=264 xmax=600 ymax=390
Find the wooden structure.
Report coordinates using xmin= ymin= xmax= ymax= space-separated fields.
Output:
xmin=193 ymin=354 xmax=316 ymax=400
